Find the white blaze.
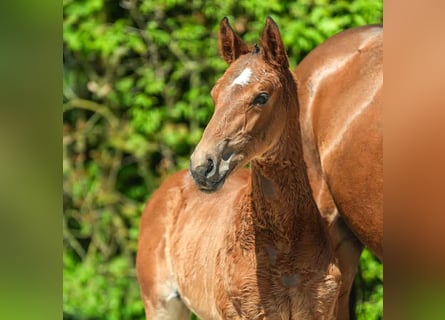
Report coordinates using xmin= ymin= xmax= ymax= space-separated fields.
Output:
xmin=231 ymin=67 xmax=252 ymax=86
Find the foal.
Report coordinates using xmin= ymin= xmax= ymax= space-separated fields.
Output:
xmin=137 ymin=17 xmax=340 ymax=319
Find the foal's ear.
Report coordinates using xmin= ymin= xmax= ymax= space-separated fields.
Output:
xmin=260 ymin=17 xmax=289 ymax=69
xmin=219 ymin=17 xmax=249 ymax=64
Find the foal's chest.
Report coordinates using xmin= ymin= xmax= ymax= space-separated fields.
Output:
xmin=213 ymin=240 xmax=315 ymax=319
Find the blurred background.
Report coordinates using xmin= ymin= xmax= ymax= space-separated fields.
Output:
xmin=63 ymin=0 xmax=383 ymax=319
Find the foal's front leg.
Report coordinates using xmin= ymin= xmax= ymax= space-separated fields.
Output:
xmin=137 ymin=238 xmax=191 ymax=320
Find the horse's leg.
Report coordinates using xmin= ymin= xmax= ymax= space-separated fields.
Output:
xmin=136 ymin=192 xmax=191 ymax=320
xmin=329 ymin=217 xmax=363 ymax=320
xmin=141 ymin=294 xmax=191 ymax=320
xmin=137 ymin=241 xmax=191 ymax=320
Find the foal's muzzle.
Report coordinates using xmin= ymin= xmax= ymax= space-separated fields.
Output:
xmin=189 ymin=153 xmax=232 ymax=193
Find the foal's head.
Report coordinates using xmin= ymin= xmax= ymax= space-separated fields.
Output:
xmin=190 ymin=17 xmax=296 ymax=192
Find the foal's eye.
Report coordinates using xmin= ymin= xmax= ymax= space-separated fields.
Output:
xmin=252 ymin=93 xmax=269 ymax=106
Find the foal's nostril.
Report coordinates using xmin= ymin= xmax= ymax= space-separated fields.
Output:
xmin=221 ymin=149 xmax=233 ymax=161
xmin=205 ymin=158 xmax=214 ymax=176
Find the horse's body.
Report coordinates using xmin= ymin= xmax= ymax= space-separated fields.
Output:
xmin=297 ymin=25 xmax=383 ymax=260
xmin=137 ymin=167 xmax=339 ymax=319
xmin=137 ymin=18 xmax=341 ymax=319
xmin=295 ymin=25 xmax=383 ymax=319
xmin=137 ymin=169 xmax=252 ymax=319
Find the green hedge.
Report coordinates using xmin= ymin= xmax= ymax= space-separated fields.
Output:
xmin=63 ymin=0 xmax=383 ymax=319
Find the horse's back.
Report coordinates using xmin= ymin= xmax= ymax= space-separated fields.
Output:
xmin=296 ymin=25 xmax=383 ymax=259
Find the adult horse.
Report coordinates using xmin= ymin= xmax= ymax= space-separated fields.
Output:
xmin=295 ymin=24 xmax=383 ymax=318
xmin=137 ymin=17 xmax=341 ymax=319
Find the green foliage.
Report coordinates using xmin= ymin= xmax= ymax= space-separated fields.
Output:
xmin=63 ymin=0 xmax=382 ymax=319
xmin=356 ymin=249 xmax=384 ymax=320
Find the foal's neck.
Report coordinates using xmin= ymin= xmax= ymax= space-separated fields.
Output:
xmin=249 ymin=82 xmax=323 ymax=242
